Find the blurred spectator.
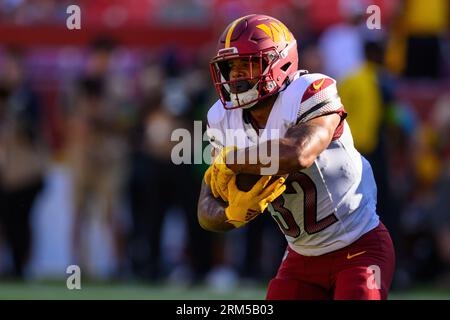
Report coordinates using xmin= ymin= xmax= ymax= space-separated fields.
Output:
xmin=428 ymin=166 xmax=450 ymax=287
xmin=127 ymin=54 xmax=215 ymax=283
xmin=386 ymin=0 xmax=449 ymax=78
xmin=338 ymin=40 xmax=399 ymax=243
xmin=339 ymin=43 xmax=383 ymax=155
xmin=403 ymin=0 xmax=448 ymax=78
xmin=65 ymin=38 xmax=130 ymax=278
xmin=339 ymin=41 xmax=385 ymax=154
xmin=127 ymin=92 xmax=180 ymax=281
xmin=427 ymin=95 xmax=450 ymax=287
xmin=318 ymin=0 xmax=367 ymax=81
xmin=0 ymin=47 xmax=46 ymax=278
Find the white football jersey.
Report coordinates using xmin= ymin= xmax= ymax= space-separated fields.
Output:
xmin=206 ymin=71 xmax=379 ymax=256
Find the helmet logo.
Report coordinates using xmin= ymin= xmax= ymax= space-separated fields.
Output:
xmin=256 ymin=22 xmax=292 ymax=43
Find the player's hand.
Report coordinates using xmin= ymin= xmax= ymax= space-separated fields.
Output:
xmin=207 ymin=146 xmax=237 ymax=202
xmin=225 ymin=175 xmax=286 ymax=228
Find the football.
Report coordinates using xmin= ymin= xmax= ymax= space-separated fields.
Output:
xmin=235 ymin=173 xmax=288 ymax=192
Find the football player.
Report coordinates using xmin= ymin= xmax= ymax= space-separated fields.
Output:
xmin=197 ymin=14 xmax=395 ymax=300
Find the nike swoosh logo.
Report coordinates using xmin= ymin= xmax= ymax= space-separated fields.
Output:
xmin=347 ymin=251 xmax=366 ymax=259
xmin=312 ymin=78 xmax=326 ymax=90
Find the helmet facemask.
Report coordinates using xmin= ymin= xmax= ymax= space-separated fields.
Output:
xmin=210 ymin=48 xmax=281 ymax=110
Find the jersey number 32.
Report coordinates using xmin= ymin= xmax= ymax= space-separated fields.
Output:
xmin=269 ymin=172 xmax=338 ymax=238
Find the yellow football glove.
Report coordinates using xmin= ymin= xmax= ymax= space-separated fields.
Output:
xmin=207 ymin=146 xmax=237 ymax=202
xmin=225 ymin=175 xmax=286 ymax=228
xmin=204 ymin=165 xmax=213 ymax=185
xmin=204 ymin=165 xmax=225 ymax=200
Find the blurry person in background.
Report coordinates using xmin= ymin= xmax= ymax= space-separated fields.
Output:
xmin=386 ymin=0 xmax=448 ymax=79
xmin=128 ymin=54 xmax=214 ymax=283
xmin=401 ymin=0 xmax=448 ymax=79
xmin=318 ymin=0 xmax=367 ymax=81
xmin=128 ymin=95 xmax=184 ymax=282
xmin=427 ymin=96 xmax=450 ymax=287
xmin=0 ymin=47 xmax=46 ymax=278
xmin=338 ymin=40 xmax=398 ymax=244
xmin=127 ymin=60 xmax=166 ymax=281
xmin=65 ymin=38 xmax=129 ymax=278
xmin=398 ymin=123 xmax=442 ymax=285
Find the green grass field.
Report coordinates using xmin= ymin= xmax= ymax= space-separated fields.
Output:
xmin=0 ymin=281 xmax=449 ymax=300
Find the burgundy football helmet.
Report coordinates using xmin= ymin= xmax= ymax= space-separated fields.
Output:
xmin=210 ymin=14 xmax=298 ymax=109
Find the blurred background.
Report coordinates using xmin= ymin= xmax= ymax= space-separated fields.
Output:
xmin=0 ymin=0 xmax=449 ymax=299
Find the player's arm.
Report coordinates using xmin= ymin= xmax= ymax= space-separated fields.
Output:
xmin=198 ymin=152 xmax=286 ymax=231
xmin=197 ymin=146 xmax=234 ymax=232
xmin=227 ymin=113 xmax=341 ymax=175
xmin=197 ymin=180 xmax=234 ymax=232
